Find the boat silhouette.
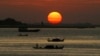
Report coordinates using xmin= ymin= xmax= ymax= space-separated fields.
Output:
xmin=18 ymin=28 xmax=40 ymax=32
xmin=18 ymin=34 xmax=28 ymax=36
xmin=33 ymin=44 xmax=64 ymax=49
xmin=48 ymin=38 xmax=64 ymax=42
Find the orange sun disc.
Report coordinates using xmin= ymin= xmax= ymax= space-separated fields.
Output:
xmin=47 ymin=11 xmax=62 ymax=25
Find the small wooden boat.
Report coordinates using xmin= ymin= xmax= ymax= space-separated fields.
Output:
xmin=48 ymin=38 xmax=64 ymax=42
xmin=33 ymin=44 xmax=64 ymax=49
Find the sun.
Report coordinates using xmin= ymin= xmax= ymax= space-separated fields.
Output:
xmin=47 ymin=11 xmax=62 ymax=25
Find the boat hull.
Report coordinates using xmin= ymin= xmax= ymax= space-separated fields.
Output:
xmin=18 ymin=29 xmax=40 ymax=32
xmin=33 ymin=44 xmax=64 ymax=49
xmin=48 ymin=38 xmax=64 ymax=42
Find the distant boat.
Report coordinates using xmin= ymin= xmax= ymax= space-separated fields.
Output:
xmin=76 ymin=25 xmax=96 ymax=29
xmin=18 ymin=34 xmax=28 ymax=36
xmin=48 ymin=38 xmax=64 ymax=42
xmin=77 ymin=26 xmax=96 ymax=29
xmin=33 ymin=44 xmax=64 ymax=49
xmin=18 ymin=28 xmax=40 ymax=32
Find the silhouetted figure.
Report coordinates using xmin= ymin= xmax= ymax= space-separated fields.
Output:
xmin=41 ymin=21 xmax=44 ymax=26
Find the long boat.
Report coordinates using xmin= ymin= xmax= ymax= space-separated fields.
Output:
xmin=18 ymin=28 xmax=40 ymax=32
xmin=33 ymin=44 xmax=64 ymax=49
xmin=48 ymin=38 xmax=64 ymax=42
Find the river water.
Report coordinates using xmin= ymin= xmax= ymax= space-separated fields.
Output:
xmin=0 ymin=28 xmax=100 ymax=56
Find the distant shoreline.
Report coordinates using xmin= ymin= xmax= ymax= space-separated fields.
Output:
xmin=0 ymin=18 xmax=99 ymax=28
xmin=0 ymin=25 xmax=98 ymax=28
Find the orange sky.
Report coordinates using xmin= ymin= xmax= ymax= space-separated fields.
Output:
xmin=0 ymin=0 xmax=100 ymax=24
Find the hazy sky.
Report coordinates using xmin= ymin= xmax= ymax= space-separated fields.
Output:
xmin=0 ymin=0 xmax=100 ymax=24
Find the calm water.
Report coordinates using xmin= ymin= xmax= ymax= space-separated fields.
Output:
xmin=0 ymin=28 xmax=100 ymax=56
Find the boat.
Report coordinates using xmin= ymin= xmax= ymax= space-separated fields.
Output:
xmin=18 ymin=28 xmax=40 ymax=32
xmin=33 ymin=44 xmax=64 ymax=49
xmin=18 ymin=34 xmax=28 ymax=36
xmin=48 ymin=38 xmax=64 ymax=42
